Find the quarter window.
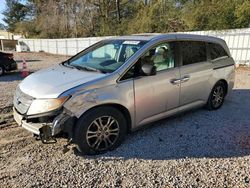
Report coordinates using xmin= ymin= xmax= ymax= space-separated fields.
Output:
xmin=209 ymin=43 xmax=228 ymax=60
xmin=181 ymin=41 xmax=207 ymax=65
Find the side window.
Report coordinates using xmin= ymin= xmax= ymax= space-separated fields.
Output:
xmin=140 ymin=42 xmax=175 ymax=72
xmin=120 ymin=42 xmax=176 ymax=81
xmin=181 ymin=41 xmax=207 ymax=65
xmin=209 ymin=43 xmax=228 ymax=60
xmin=152 ymin=43 xmax=175 ymax=71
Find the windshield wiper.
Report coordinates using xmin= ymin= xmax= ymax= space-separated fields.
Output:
xmin=73 ymin=65 xmax=107 ymax=74
xmin=61 ymin=61 xmax=75 ymax=69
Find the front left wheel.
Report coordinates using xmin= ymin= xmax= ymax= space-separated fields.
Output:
xmin=74 ymin=106 xmax=127 ymax=155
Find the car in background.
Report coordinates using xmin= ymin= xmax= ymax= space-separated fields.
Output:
xmin=0 ymin=51 xmax=17 ymax=76
xmin=16 ymin=41 xmax=29 ymax=52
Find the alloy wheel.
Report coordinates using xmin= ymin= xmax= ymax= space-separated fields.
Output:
xmin=86 ymin=116 xmax=120 ymax=151
xmin=211 ymin=85 xmax=224 ymax=108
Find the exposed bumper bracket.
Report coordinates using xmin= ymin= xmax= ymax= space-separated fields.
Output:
xmin=39 ymin=125 xmax=57 ymax=144
xmin=51 ymin=112 xmax=72 ymax=136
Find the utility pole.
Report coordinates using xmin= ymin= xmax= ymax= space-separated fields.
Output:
xmin=144 ymin=0 xmax=149 ymax=5
xmin=116 ymin=0 xmax=121 ymax=23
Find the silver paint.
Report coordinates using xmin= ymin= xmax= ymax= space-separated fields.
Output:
xmin=13 ymin=33 xmax=235 ymax=135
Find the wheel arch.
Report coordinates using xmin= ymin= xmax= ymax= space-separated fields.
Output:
xmin=76 ymin=103 xmax=132 ymax=132
xmin=216 ymin=79 xmax=228 ymax=95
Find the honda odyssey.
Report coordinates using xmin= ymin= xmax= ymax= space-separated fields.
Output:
xmin=13 ymin=34 xmax=235 ymax=155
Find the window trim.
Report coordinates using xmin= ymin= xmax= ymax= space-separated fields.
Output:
xmin=211 ymin=56 xmax=229 ymax=62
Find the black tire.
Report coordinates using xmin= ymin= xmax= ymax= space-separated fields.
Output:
xmin=0 ymin=66 xmax=5 ymax=76
xmin=74 ymin=106 xmax=127 ymax=155
xmin=206 ymin=81 xmax=226 ymax=110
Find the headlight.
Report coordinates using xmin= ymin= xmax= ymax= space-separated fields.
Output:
xmin=27 ymin=96 xmax=69 ymax=115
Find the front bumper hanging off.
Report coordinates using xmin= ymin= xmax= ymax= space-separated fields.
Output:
xmin=13 ymin=108 xmax=74 ymax=143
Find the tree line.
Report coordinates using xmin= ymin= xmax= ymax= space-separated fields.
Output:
xmin=2 ymin=0 xmax=250 ymax=38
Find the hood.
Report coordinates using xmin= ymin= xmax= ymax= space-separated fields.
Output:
xmin=19 ymin=64 xmax=105 ymax=98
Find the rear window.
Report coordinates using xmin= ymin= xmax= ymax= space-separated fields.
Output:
xmin=181 ymin=41 xmax=207 ymax=66
xmin=209 ymin=43 xmax=228 ymax=60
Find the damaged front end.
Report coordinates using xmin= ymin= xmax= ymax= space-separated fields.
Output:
xmin=13 ymin=107 xmax=75 ymax=143
xmin=13 ymin=87 xmax=75 ymax=143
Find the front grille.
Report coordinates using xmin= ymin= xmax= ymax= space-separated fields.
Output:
xmin=13 ymin=87 xmax=34 ymax=114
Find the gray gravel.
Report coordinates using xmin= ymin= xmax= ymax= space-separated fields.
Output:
xmin=0 ymin=53 xmax=249 ymax=187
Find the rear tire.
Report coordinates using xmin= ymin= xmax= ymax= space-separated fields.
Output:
xmin=0 ymin=66 xmax=5 ymax=76
xmin=206 ymin=81 xmax=226 ymax=110
xmin=74 ymin=106 xmax=127 ymax=155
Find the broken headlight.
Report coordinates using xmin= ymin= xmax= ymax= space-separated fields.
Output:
xmin=27 ymin=96 xmax=69 ymax=115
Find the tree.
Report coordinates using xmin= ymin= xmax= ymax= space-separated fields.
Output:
xmin=3 ymin=0 xmax=29 ymax=32
xmin=2 ymin=0 xmax=250 ymax=38
xmin=181 ymin=0 xmax=241 ymax=31
xmin=0 ymin=23 xmax=7 ymax=30
xmin=126 ymin=0 xmax=186 ymax=34
xmin=235 ymin=1 xmax=250 ymax=28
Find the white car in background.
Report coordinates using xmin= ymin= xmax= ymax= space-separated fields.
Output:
xmin=16 ymin=41 xmax=29 ymax=52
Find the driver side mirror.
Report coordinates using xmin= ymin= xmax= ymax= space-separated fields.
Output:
xmin=141 ymin=64 xmax=156 ymax=76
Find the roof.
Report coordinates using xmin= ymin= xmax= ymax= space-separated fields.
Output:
xmin=108 ymin=33 xmax=225 ymax=44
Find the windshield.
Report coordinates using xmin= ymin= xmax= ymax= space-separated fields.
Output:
xmin=66 ymin=40 xmax=147 ymax=73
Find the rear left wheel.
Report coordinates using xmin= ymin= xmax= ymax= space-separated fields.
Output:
xmin=74 ymin=106 xmax=127 ymax=155
xmin=206 ymin=81 xmax=226 ymax=110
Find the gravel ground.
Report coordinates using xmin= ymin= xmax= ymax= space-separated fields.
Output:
xmin=0 ymin=52 xmax=249 ymax=187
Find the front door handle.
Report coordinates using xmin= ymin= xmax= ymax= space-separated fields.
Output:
xmin=170 ymin=78 xmax=181 ymax=85
xmin=181 ymin=75 xmax=190 ymax=83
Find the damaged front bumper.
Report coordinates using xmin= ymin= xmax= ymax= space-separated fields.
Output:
xmin=13 ymin=108 xmax=74 ymax=142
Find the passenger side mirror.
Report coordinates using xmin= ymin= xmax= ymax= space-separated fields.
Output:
xmin=141 ymin=64 xmax=156 ymax=76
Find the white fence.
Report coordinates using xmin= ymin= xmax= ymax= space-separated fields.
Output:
xmin=19 ymin=36 xmax=111 ymax=56
xmin=19 ymin=28 xmax=250 ymax=64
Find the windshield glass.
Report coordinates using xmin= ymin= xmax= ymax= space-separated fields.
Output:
xmin=66 ymin=40 xmax=147 ymax=73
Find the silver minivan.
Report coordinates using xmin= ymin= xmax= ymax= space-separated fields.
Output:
xmin=13 ymin=34 xmax=235 ymax=154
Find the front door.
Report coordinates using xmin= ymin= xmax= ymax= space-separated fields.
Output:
xmin=133 ymin=42 xmax=180 ymax=126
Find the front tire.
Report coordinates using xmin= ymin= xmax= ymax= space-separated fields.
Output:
xmin=74 ymin=106 xmax=127 ymax=155
xmin=206 ymin=81 xmax=226 ymax=110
